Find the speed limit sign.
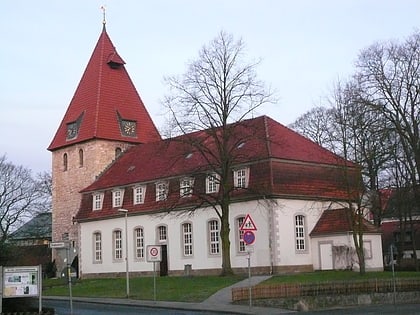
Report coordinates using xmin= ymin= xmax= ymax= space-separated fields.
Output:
xmin=146 ymin=245 xmax=162 ymax=262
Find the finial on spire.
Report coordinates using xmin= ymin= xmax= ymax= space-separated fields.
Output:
xmin=100 ymin=5 xmax=107 ymax=29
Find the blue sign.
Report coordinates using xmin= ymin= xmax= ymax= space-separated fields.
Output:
xmin=243 ymin=230 xmax=255 ymax=245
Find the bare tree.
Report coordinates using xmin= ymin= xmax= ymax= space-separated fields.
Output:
xmin=352 ymin=31 xmax=420 ymax=269
xmin=163 ymin=31 xmax=275 ymax=275
xmin=0 ymin=155 xmax=51 ymax=247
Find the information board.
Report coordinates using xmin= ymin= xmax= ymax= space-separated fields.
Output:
xmin=2 ymin=266 xmax=40 ymax=298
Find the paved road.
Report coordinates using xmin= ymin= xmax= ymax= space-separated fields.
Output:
xmin=304 ymin=303 xmax=420 ymax=314
xmin=42 ymin=299 xmax=223 ymax=315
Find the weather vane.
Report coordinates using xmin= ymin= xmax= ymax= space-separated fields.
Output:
xmin=100 ymin=5 xmax=106 ymax=26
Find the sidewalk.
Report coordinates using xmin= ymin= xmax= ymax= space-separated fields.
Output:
xmin=44 ymin=276 xmax=294 ymax=314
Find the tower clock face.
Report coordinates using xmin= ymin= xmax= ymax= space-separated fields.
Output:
xmin=122 ymin=120 xmax=136 ymax=137
xmin=67 ymin=122 xmax=78 ymax=139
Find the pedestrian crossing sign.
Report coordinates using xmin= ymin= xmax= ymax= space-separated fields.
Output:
xmin=240 ymin=214 xmax=257 ymax=231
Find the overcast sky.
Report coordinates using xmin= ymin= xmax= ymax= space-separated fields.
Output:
xmin=1 ymin=0 xmax=419 ymax=174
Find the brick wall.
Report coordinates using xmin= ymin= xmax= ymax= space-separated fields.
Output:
xmin=51 ymin=139 xmax=133 ymax=274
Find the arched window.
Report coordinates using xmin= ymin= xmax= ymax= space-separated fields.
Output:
xmin=115 ymin=147 xmax=122 ymax=158
xmin=135 ymin=227 xmax=144 ymax=259
xmin=113 ymin=229 xmax=123 ymax=261
xmin=294 ymin=214 xmax=306 ymax=251
xmin=237 ymin=216 xmax=246 ymax=253
xmin=79 ymin=149 xmax=84 ymax=167
xmin=93 ymin=232 xmax=102 ymax=263
xmin=63 ymin=153 xmax=68 ymax=171
xmin=182 ymin=222 xmax=193 ymax=256
xmin=208 ymin=220 xmax=220 ymax=255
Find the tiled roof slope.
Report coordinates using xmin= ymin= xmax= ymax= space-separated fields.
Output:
xmin=81 ymin=115 xmax=355 ymax=193
xmin=48 ymin=27 xmax=161 ymax=151
xmin=310 ymin=208 xmax=381 ymax=236
xmin=75 ymin=116 xmax=361 ymax=221
xmin=10 ymin=212 xmax=52 ymax=240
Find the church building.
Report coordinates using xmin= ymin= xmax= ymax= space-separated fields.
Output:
xmin=48 ymin=22 xmax=383 ymax=278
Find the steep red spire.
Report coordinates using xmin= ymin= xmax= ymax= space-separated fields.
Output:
xmin=48 ymin=27 xmax=161 ymax=151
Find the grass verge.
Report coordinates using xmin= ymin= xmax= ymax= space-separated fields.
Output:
xmin=43 ymin=275 xmax=244 ymax=302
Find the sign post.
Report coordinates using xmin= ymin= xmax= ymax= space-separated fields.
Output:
xmin=146 ymin=245 xmax=162 ymax=302
xmin=50 ymin=241 xmax=73 ymax=314
xmin=239 ymin=214 xmax=257 ymax=310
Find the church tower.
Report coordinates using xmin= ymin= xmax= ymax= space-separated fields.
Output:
xmin=48 ymin=21 xmax=161 ymax=273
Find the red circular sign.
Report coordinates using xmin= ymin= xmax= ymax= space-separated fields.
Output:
xmin=243 ymin=231 xmax=255 ymax=245
xmin=150 ymin=247 xmax=159 ymax=256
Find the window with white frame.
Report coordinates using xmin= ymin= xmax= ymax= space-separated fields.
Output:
xmin=182 ymin=222 xmax=193 ymax=256
xmin=133 ymin=185 xmax=146 ymax=204
xmin=237 ymin=216 xmax=246 ymax=253
xmin=112 ymin=189 xmax=124 ymax=208
xmin=206 ymin=173 xmax=220 ymax=193
xmin=158 ymin=225 xmax=167 ymax=242
xmin=233 ymin=167 xmax=249 ymax=188
xmin=92 ymin=193 xmax=104 ymax=211
xmin=295 ymin=215 xmax=306 ymax=251
xmin=180 ymin=177 xmax=194 ymax=197
xmin=156 ymin=181 xmax=168 ymax=201
xmin=208 ymin=220 xmax=220 ymax=254
xmin=113 ymin=229 xmax=123 ymax=260
xmin=93 ymin=232 xmax=102 ymax=263
xmin=135 ymin=227 xmax=144 ymax=259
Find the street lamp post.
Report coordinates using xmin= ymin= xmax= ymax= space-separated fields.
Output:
xmin=118 ymin=208 xmax=129 ymax=298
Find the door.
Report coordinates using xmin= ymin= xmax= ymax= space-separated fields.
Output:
xmin=159 ymin=245 xmax=168 ymax=276
xmin=319 ymin=243 xmax=333 ymax=270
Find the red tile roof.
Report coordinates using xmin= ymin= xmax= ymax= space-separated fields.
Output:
xmin=81 ymin=116 xmax=355 ymax=192
xmin=75 ymin=116 xmax=362 ymax=221
xmin=310 ymin=208 xmax=381 ymax=236
xmin=48 ymin=27 xmax=161 ymax=151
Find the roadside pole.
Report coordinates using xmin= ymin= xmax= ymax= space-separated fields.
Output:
xmin=146 ymin=245 xmax=162 ymax=303
xmin=247 ymin=249 xmax=252 ymax=309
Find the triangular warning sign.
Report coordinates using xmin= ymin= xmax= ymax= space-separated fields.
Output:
xmin=240 ymin=214 xmax=257 ymax=231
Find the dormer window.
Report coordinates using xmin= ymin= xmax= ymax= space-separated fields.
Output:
xmin=206 ymin=173 xmax=220 ymax=194
xmin=112 ymin=189 xmax=124 ymax=208
xmin=180 ymin=177 xmax=194 ymax=198
xmin=233 ymin=167 xmax=249 ymax=188
xmin=133 ymin=185 xmax=146 ymax=204
xmin=93 ymin=193 xmax=104 ymax=211
xmin=156 ymin=181 xmax=168 ymax=201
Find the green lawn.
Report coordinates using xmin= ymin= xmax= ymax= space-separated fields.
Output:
xmin=43 ymin=270 xmax=420 ymax=302
xmin=43 ymin=275 xmax=244 ymax=302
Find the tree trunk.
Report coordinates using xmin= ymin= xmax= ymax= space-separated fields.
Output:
xmin=220 ymin=202 xmax=233 ymax=276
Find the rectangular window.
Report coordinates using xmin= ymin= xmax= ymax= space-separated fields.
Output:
xmin=237 ymin=217 xmax=246 ymax=253
xmin=183 ymin=223 xmax=193 ymax=256
xmin=234 ymin=168 xmax=249 ymax=188
xmin=112 ymin=189 xmax=124 ymax=208
xmin=209 ymin=220 xmax=220 ymax=254
xmin=114 ymin=230 xmax=123 ymax=260
xmin=135 ymin=228 xmax=144 ymax=259
xmin=206 ymin=173 xmax=220 ymax=193
xmin=158 ymin=226 xmax=167 ymax=242
xmin=133 ymin=185 xmax=146 ymax=204
xmin=180 ymin=177 xmax=194 ymax=197
xmin=92 ymin=193 xmax=104 ymax=211
xmin=295 ymin=215 xmax=305 ymax=251
xmin=156 ymin=182 xmax=168 ymax=201
xmin=93 ymin=232 xmax=102 ymax=263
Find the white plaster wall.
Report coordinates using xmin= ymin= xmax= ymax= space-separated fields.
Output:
xmin=311 ymin=233 xmax=384 ymax=271
xmin=80 ymin=200 xmax=276 ymax=275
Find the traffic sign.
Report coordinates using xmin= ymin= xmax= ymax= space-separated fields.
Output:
xmin=240 ymin=214 xmax=257 ymax=231
xmin=243 ymin=230 xmax=255 ymax=245
xmin=49 ymin=242 xmax=68 ymax=249
xmin=146 ymin=245 xmax=162 ymax=262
